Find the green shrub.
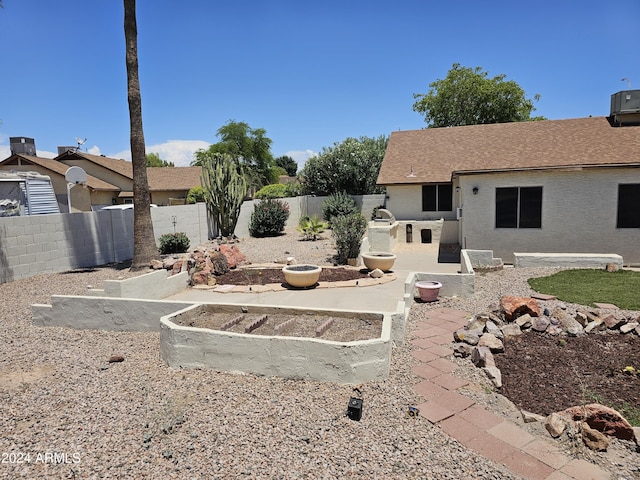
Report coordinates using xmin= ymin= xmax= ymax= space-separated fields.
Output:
xmin=254 ymin=182 xmax=302 ymax=199
xmin=159 ymin=232 xmax=190 ymax=254
xmin=297 ymin=215 xmax=328 ymax=241
xmin=186 ymin=186 xmax=205 ymax=204
xmin=284 ymin=182 xmax=302 ymax=197
xmin=249 ymin=199 xmax=290 ymax=237
xmin=331 ymin=213 xmax=367 ymax=264
xmin=322 ymin=192 xmax=359 ymax=223
xmin=255 ymin=183 xmax=288 ymax=199
xmin=371 ymin=204 xmax=384 ymax=220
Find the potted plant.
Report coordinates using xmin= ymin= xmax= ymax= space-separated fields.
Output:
xmin=415 ymin=280 xmax=442 ymax=302
xmin=282 ymin=264 xmax=322 ymax=288
xmin=361 ymin=252 xmax=397 ymax=272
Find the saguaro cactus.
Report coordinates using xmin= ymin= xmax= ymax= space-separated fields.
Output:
xmin=200 ymin=152 xmax=247 ymax=238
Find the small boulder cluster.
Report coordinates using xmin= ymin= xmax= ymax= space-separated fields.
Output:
xmin=151 ymin=243 xmax=246 ymax=286
xmin=453 ymin=295 xmax=640 ymax=451
xmin=454 ymin=297 xmax=640 ymax=388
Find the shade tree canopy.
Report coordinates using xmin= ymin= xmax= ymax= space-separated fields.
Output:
xmin=275 ymin=155 xmax=297 ymax=177
xmin=192 ymin=120 xmax=278 ymax=189
xmin=146 ymin=152 xmax=174 ymax=167
xmin=300 ymin=135 xmax=388 ymax=196
xmin=412 ymin=63 xmax=543 ymax=128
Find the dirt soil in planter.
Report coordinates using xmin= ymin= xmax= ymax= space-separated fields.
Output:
xmin=495 ymin=331 xmax=640 ymax=419
xmin=174 ymin=311 xmax=382 ymax=342
xmin=214 ymin=267 xmax=370 ymax=286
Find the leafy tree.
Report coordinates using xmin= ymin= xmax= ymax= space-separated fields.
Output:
xmin=412 ymin=63 xmax=543 ymax=128
xmin=275 ymin=155 xmax=297 ymax=176
xmin=124 ymin=0 xmax=156 ymax=268
xmin=200 ymin=152 xmax=247 ymax=238
xmin=146 ymin=152 xmax=174 ymax=167
xmin=300 ymin=135 xmax=388 ymax=196
xmin=192 ymin=120 xmax=278 ymax=190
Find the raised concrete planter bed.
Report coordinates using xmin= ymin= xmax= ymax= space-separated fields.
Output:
xmin=513 ymin=253 xmax=623 ymax=269
xmin=160 ymin=303 xmax=392 ymax=384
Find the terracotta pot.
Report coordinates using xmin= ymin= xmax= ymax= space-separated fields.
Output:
xmin=415 ymin=281 xmax=442 ymax=302
xmin=361 ymin=252 xmax=397 ymax=272
xmin=282 ymin=264 xmax=322 ymax=288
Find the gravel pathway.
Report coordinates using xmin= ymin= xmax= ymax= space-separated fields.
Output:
xmin=0 ymin=229 xmax=527 ymax=479
xmin=10 ymin=227 xmax=637 ymax=479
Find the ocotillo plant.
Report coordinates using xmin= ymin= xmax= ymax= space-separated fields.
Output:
xmin=200 ymin=152 xmax=247 ymax=238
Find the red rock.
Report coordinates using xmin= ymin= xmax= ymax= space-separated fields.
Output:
xmin=171 ymin=260 xmax=183 ymax=275
xmin=219 ymin=244 xmax=246 ymax=269
xmin=500 ymin=296 xmax=541 ymax=321
xmin=108 ymin=355 xmax=124 ymax=363
xmin=563 ymin=403 xmax=635 ymax=441
xmin=191 ymin=270 xmax=210 ymax=285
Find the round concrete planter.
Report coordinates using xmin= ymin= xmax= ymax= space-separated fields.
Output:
xmin=282 ymin=264 xmax=322 ymax=288
xmin=415 ymin=281 xmax=442 ymax=302
xmin=361 ymin=252 xmax=397 ymax=272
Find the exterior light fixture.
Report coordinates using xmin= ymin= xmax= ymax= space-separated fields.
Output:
xmin=472 ymin=187 xmax=479 ymax=195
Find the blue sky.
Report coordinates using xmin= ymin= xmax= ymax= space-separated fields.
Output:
xmin=1 ymin=1 xmax=639 ymax=168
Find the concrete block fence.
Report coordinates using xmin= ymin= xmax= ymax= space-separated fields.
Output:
xmin=0 ymin=194 xmax=385 ymax=284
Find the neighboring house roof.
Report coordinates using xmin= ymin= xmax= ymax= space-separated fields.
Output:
xmin=56 ymin=151 xmax=202 ymax=192
xmin=56 ymin=151 xmax=134 ymax=180
xmin=0 ymin=154 xmax=119 ymax=191
xmin=377 ymin=116 xmax=640 ymax=185
xmin=146 ymin=166 xmax=202 ymax=192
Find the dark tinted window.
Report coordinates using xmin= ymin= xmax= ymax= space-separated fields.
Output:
xmin=617 ymin=184 xmax=640 ymax=228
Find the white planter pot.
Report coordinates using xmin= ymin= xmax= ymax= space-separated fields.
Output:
xmin=282 ymin=265 xmax=322 ymax=288
xmin=361 ymin=252 xmax=397 ymax=272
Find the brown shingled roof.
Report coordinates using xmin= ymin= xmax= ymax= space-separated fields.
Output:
xmin=57 ymin=151 xmax=134 ymax=179
xmin=146 ymin=166 xmax=202 ymax=191
xmin=377 ymin=116 xmax=640 ymax=185
xmin=0 ymin=154 xmax=119 ymax=191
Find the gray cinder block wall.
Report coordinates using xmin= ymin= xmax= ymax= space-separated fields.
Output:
xmin=0 ymin=194 xmax=384 ymax=284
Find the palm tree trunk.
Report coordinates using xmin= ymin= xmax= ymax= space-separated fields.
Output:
xmin=124 ymin=0 xmax=156 ymax=269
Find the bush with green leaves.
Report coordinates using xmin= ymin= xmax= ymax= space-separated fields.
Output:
xmin=249 ymin=199 xmax=290 ymax=237
xmin=159 ymin=232 xmax=190 ymax=254
xmin=255 ymin=183 xmax=288 ymax=199
xmin=254 ymin=182 xmax=302 ymax=199
xmin=331 ymin=213 xmax=367 ymax=264
xmin=322 ymin=192 xmax=359 ymax=223
xmin=186 ymin=186 xmax=205 ymax=204
xmin=297 ymin=215 xmax=328 ymax=241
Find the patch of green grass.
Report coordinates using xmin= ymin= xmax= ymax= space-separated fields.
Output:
xmin=528 ymin=269 xmax=640 ymax=310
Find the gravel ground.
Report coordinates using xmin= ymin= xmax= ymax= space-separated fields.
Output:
xmin=0 ymin=228 xmax=633 ymax=479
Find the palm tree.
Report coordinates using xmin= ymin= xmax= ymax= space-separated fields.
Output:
xmin=124 ymin=0 xmax=157 ymax=269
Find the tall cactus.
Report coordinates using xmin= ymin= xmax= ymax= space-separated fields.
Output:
xmin=200 ymin=152 xmax=247 ymax=238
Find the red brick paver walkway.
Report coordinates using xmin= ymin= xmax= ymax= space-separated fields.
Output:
xmin=411 ymin=307 xmax=611 ymax=480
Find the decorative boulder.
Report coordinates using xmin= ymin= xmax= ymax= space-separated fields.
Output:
xmin=563 ymin=403 xmax=635 ymax=442
xmin=501 ymin=296 xmax=541 ymax=321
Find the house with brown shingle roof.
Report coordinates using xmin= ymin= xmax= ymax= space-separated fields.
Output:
xmin=377 ymin=108 xmax=640 ymax=264
xmin=56 ymin=150 xmax=202 ymax=206
xmin=0 ymin=154 xmax=120 ymax=212
xmin=0 ymin=150 xmax=203 ymax=211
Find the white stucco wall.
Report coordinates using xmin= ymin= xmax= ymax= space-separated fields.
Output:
xmin=458 ymin=168 xmax=640 ymax=265
xmin=385 ymin=185 xmax=458 ymax=221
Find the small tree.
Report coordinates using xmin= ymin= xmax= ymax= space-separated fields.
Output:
xmin=322 ymin=192 xmax=359 ymax=224
xmin=200 ymin=152 xmax=247 ymax=238
xmin=275 ymin=155 xmax=298 ymax=176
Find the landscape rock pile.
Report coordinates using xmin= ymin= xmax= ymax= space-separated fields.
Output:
xmin=452 ymin=295 xmax=640 ymax=452
xmin=151 ymin=242 xmax=249 ymax=286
